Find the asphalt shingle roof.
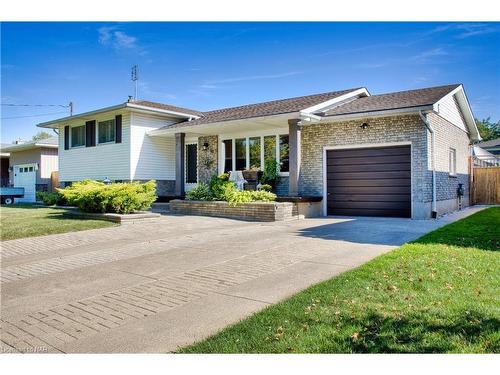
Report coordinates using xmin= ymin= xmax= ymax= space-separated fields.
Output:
xmin=131 ymin=100 xmax=204 ymax=117
xmin=324 ymin=84 xmax=461 ymax=117
xmin=477 ymin=138 xmax=500 ymax=148
xmin=160 ymin=88 xmax=363 ymax=130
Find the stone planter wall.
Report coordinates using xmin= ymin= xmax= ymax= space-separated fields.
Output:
xmin=169 ymin=200 xmax=296 ymax=222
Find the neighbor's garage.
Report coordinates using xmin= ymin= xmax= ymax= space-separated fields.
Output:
xmin=326 ymin=145 xmax=411 ymax=217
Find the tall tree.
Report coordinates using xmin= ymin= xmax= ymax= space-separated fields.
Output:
xmin=31 ymin=131 xmax=52 ymax=141
xmin=475 ymin=117 xmax=500 ymax=141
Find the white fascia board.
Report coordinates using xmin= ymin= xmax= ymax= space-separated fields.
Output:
xmin=437 ymin=85 xmax=480 ymax=141
xmin=125 ymin=103 xmax=201 ymax=120
xmin=37 ymin=104 xmax=128 ymax=128
xmin=317 ymin=105 xmax=434 ymax=123
xmin=38 ymin=102 xmax=200 ymax=129
xmin=300 ymin=88 xmax=370 ymax=114
xmin=2 ymin=143 xmax=58 ymax=152
xmin=148 ymin=112 xmax=298 ymax=137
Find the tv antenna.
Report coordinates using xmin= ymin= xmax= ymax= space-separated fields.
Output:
xmin=131 ymin=65 xmax=138 ymax=100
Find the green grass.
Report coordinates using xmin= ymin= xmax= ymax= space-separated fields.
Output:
xmin=180 ymin=208 xmax=500 ymax=353
xmin=0 ymin=204 xmax=116 ymax=241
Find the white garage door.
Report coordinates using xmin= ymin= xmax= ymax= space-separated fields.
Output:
xmin=14 ymin=164 xmax=37 ymax=203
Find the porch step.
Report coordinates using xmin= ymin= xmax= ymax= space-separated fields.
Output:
xmin=152 ymin=202 xmax=170 ymax=214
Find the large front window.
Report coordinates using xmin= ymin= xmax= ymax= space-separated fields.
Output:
xmin=221 ymin=134 xmax=289 ymax=174
xmin=98 ymin=119 xmax=115 ymax=144
xmin=71 ymin=125 xmax=85 ymax=147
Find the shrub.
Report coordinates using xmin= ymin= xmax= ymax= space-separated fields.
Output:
xmin=185 ymin=183 xmax=212 ymax=201
xmin=225 ymin=189 xmax=276 ymax=206
xmin=259 ymin=184 xmax=273 ymax=192
xmin=58 ymin=180 xmax=157 ymax=214
xmin=209 ymin=173 xmax=236 ymax=201
xmin=261 ymin=159 xmax=280 ymax=190
xmin=36 ymin=191 xmax=66 ymax=206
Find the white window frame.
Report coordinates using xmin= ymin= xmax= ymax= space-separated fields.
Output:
xmin=97 ymin=119 xmax=116 ymax=145
xmin=449 ymin=148 xmax=457 ymax=177
xmin=219 ymin=133 xmax=289 ymax=176
xmin=70 ymin=125 xmax=86 ymax=148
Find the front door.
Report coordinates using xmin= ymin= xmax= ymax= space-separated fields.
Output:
xmin=14 ymin=164 xmax=37 ymax=203
xmin=185 ymin=143 xmax=198 ymax=191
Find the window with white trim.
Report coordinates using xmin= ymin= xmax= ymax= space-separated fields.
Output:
xmin=449 ymin=148 xmax=456 ymax=176
xmin=98 ymin=119 xmax=115 ymax=144
xmin=221 ymin=134 xmax=289 ymax=174
xmin=71 ymin=125 xmax=86 ymax=147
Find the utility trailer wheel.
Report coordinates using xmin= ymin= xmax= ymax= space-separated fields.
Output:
xmin=4 ymin=197 xmax=13 ymax=205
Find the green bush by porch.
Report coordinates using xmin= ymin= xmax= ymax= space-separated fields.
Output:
xmin=58 ymin=180 xmax=157 ymax=214
xmin=186 ymin=173 xmax=277 ymax=204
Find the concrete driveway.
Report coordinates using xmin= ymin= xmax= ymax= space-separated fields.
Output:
xmin=0 ymin=207 xmax=484 ymax=353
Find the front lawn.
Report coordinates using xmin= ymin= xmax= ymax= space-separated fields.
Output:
xmin=180 ymin=208 xmax=500 ymax=353
xmin=0 ymin=204 xmax=116 ymax=241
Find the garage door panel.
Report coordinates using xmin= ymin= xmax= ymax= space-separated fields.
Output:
xmin=327 ymin=170 xmax=411 ymax=180
xmin=327 ymin=146 xmax=410 ymax=159
xmin=329 ymin=194 xmax=410 ymax=202
xmin=328 ymin=200 xmax=410 ymax=210
xmin=327 ymin=154 xmax=411 ymax=165
xmin=327 ymin=208 xmax=411 ymax=218
xmin=330 ymin=185 xmax=410 ymax=194
xmin=328 ymin=178 xmax=411 ymax=188
xmin=327 ymin=162 xmax=411 ymax=173
xmin=326 ymin=145 xmax=411 ymax=218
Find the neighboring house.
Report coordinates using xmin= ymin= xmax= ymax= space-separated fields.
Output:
xmin=1 ymin=144 xmax=10 ymax=187
xmin=476 ymin=138 xmax=500 ymax=155
xmin=1 ymin=137 xmax=59 ymax=202
xmin=472 ymin=145 xmax=500 ymax=167
xmin=37 ymin=84 xmax=480 ymax=219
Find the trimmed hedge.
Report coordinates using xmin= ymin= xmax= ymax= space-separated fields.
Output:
xmin=58 ymin=180 xmax=157 ymax=214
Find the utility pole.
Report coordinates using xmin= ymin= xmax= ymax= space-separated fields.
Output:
xmin=69 ymin=101 xmax=73 ymax=116
xmin=131 ymin=65 xmax=138 ymax=100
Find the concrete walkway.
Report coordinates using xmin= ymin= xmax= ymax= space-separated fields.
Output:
xmin=0 ymin=206 xmax=486 ymax=353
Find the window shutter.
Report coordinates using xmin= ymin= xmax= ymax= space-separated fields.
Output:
xmin=115 ymin=115 xmax=122 ymax=143
xmin=85 ymin=120 xmax=96 ymax=147
xmin=64 ymin=125 xmax=69 ymax=150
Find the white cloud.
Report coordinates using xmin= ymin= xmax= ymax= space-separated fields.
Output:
xmin=98 ymin=26 xmax=140 ymax=51
xmin=426 ymin=23 xmax=497 ymax=39
xmin=207 ymin=71 xmax=301 ymax=84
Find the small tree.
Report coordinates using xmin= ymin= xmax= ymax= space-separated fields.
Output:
xmin=32 ymin=131 xmax=52 ymax=141
xmin=475 ymin=117 xmax=500 ymax=141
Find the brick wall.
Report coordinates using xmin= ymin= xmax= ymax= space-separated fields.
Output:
xmin=170 ymin=200 xmax=295 ymax=221
xmin=197 ymin=135 xmax=218 ymax=183
xmin=300 ymin=114 xmax=431 ymax=209
xmin=427 ymin=112 xmax=471 ymax=209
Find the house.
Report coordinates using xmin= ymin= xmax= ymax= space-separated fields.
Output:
xmin=37 ymin=83 xmax=480 ymax=219
xmin=476 ymin=138 xmax=500 ymax=155
xmin=1 ymin=137 xmax=59 ymax=202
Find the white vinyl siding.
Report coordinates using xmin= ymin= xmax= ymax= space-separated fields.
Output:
xmin=129 ymin=112 xmax=177 ymax=180
xmin=58 ymin=112 xmax=130 ymax=181
xmin=437 ymin=94 xmax=467 ymax=132
xmin=40 ymin=148 xmax=58 ymax=179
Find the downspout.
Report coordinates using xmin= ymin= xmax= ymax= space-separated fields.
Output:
xmin=419 ymin=111 xmax=437 ymax=218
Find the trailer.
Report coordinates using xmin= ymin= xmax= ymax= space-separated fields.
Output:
xmin=0 ymin=187 xmax=25 ymax=204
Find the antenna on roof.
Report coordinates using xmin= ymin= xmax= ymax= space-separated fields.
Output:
xmin=131 ymin=65 xmax=138 ymax=100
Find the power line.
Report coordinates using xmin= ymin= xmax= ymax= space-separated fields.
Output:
xmin=1 ymin=111 xmax=69 ymax=120
xmin=1 ymin=103 xmax=70 ymax=108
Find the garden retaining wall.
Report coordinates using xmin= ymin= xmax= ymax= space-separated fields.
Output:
xmin=169 ymin=200 xmax=296 ymax=222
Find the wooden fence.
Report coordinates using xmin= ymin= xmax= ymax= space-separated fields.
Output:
xmin=471 ymin=166 xmax=500 ymax=205
xmin=50 ymin=171 xmax=59 ymax=192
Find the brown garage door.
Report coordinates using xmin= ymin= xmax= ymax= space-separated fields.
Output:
xmin=326 ymin=145 xmax=411 ymax=218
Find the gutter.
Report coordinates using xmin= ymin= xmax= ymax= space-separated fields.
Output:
xmin=419 ymin=111 xmax=437 ymax=218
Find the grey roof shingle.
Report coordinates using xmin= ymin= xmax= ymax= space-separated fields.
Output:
xmin=160 ymin=88 xmax=363 ymax=130
xmin=131 ymin=100 xmax=204 ymax=117
xmin=477 ymin=138 xmax=500 ymax=148
xmin=324 ymin=84 xmax=461 ymax=117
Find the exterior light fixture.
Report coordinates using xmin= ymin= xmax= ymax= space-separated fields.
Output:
xmin=360 ymin=122 xmax=369 ymax=130
xmin=103 ymin=177 xmax=112 ymax=185
xmin=203 ymin=142 xmax=209 ymax=151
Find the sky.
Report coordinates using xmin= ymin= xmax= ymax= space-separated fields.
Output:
xmin=1 ymin=22 xmax=499 ymax=143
